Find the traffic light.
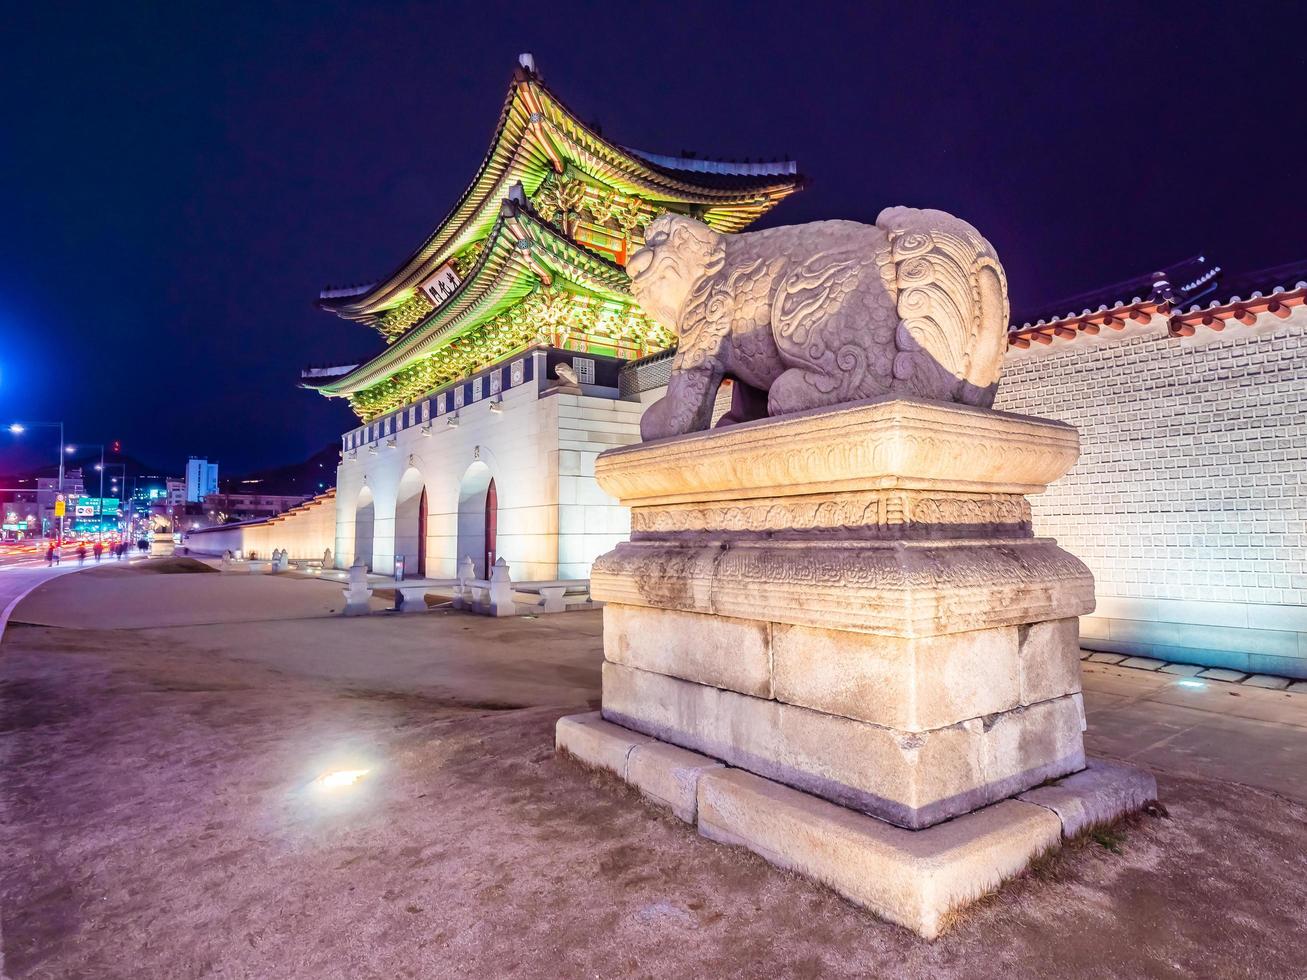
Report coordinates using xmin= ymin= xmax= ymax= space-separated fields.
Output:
xmin=112 ymin=440 xmax=122 ymax=454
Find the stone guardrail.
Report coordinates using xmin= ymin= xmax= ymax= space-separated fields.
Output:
xmin=220 ymin=550 xmax=591 ymax=618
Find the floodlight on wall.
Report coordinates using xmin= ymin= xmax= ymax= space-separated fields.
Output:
xmin=447 ymin=412 xmax=460 ymax=427
xmin=489 ymin=394 xmax=504 ymax=413
xmin=367 ymin=445 xmax=378 ymax=455
xmin=385 ymin=438 xmax=397 ymax=450
xmin=419 ymin=424 xmax=433 ymax=437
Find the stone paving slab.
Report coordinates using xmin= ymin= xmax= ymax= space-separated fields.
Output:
xmin=1119 ymin=656 xmax=1167 ymax=671
xmin=1158 ymin=662 xmax=1204 ymax=676
xmin=1087 ymin=653 xmax=1126 ymax=664
xmin=1198 ymin=668 xmax=1249 ymax=683
xmin=1290 ymin=681 xmax=1307 ymax=695
xmin=1243 ymin=674 xmax=1291 ymax=691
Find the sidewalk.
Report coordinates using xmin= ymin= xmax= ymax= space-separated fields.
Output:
xmin=1082 ymin=659 xmax=1307 ymax=802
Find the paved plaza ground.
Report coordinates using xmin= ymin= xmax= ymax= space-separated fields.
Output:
xmin=1 ymin=560 xmax=1305 ymax=978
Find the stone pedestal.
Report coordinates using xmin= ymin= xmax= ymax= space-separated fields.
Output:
xmin=558 ymin=397 xmax=1156 ymax=935
xmin=342 ymin=562 xmax=373 ymax=615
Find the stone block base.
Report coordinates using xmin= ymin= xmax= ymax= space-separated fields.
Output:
xmin=602 ymin=661 xmax=1084 ymax=829
xmin=556 ymin=711 xmax=1155 ymax=940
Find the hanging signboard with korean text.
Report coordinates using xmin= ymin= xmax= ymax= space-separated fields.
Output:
xmin=419 ymin=262 xmax=461 ymax=308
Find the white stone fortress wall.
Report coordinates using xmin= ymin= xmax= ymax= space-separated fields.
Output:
xmin=183 ymin=489 xmax=337 ymax=559
xmin=334 ymin=347 xmax=642 ymax=581
xmin=996 ymin=304 xmax=1307 ymax=678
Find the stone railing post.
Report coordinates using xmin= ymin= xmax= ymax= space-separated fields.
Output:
xmin=453 ymin=555 xmax=476 ymax=610
xmin=342 ymin=560 xmax=372 ymax=615
xmin=488 ymin=557 xmax=514 ymax=617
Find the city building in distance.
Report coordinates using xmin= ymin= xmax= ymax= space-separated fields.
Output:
xmin=185 ymin=457 xmax=219 ymax=503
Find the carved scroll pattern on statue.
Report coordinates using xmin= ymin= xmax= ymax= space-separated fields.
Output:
xmin=630 ymin=492 xmax=1032 ymax=534
xmin=678 ymin=255 xmax=786 ymax=375
xmin=876 ymin=207 xmax=1009 ymax=407
xmin=771 ymin=244 xmax=898 ymax=404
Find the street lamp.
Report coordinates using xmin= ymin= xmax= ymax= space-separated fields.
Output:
xmin=65 ymin=443 xmax=110 ymax=544
xmin=8 ymin=420 xmax=65 ymax=543
xmin=99 ymin=462 xmax=127 ymax=542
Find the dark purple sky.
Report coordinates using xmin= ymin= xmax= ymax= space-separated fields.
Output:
xmin=2 ymin=2 xmax=1302 ymax=473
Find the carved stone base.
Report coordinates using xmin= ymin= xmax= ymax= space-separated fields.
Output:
xmin=603 ymin=659 xmax=1085 ymax=829
xmin=590 ymin=397 xmax=1102 ymax=830
xmin=556 ymin=712 xmax=1157 ymax=940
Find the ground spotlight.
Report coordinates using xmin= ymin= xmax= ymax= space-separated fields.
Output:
xmin=315 ymin=768 xmax=370 ymax=789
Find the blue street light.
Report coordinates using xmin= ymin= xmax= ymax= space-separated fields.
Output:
xmin=8 ymin=420 xmax=65 ymax=541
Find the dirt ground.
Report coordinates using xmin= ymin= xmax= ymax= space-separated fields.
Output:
xmin=1 ymin=562 xmax=1305 ymax=979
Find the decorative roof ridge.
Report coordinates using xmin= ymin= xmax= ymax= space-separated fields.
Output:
xmin=531 ymin=72 xmax=803 ymax=196
xmin=319 ymin=283 xmax=377 ymax=300
xmin=623 ymin=147 xmax=799 ymax=177
xmin=300 ymin=363 xmax=360 ymax=380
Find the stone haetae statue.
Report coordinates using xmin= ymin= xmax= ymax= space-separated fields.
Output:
xmin=626 ymin=208 xmax=1010 ymax=441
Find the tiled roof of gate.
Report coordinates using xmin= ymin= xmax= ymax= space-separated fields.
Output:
xmin=306 ymin=199 xmax=634 ymax=397
xmin=317 ymin=57 xmax=802 ymax=323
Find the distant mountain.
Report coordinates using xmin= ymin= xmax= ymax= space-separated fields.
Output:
xmin=221 ymin=444 xmax=338 ymax=497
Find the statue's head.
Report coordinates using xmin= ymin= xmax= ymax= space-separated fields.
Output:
xmin=627 ymin=214 xmax=726 ymax=332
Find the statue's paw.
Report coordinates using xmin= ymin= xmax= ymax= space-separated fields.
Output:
xmin=639 ymin=398 xmax=676 ymax=442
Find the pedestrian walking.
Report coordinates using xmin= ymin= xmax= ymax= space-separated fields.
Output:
xmin=46 ymin=543 xmax=55 ymax=566
xmin=77 ymin=544 xmax=87 ymax=565
xmin=93 ymin=541 xmax=104 ymax=562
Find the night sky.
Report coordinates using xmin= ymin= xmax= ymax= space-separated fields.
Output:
xmin=3 ymin=2 xmax=1302 ymax=474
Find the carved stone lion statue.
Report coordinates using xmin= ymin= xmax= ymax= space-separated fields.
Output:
xmin=626 ymin=208 xmax=1009 ymax=441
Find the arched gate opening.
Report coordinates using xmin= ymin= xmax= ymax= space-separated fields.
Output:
xmin=394 ymin=468 xmax=428 ymax=578
xmin=456 ymin=461 xmax=497 ymax=578
xmin=354 ymin=486 xmax=375 ymax=571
